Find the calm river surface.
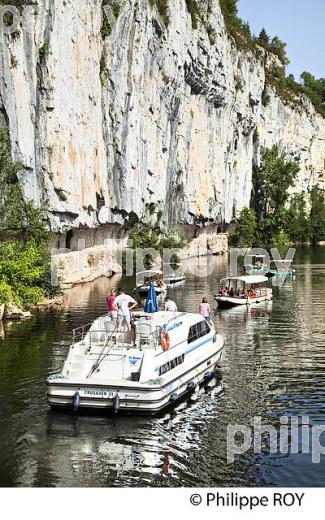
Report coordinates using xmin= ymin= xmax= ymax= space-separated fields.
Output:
xmin=0 ymin=245 xmax=325 ymax=487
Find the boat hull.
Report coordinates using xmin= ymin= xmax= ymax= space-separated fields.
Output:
xmin=47 ymin=341 xmax=223 ymax=414
xmin=165 ymin=275 xmax=186 ymax=285
xmin=135 ymin=286 xmax=166 ymax=298
xmin=267 ymin=270 xmax=294 ymax=277
xmin=215 ymin=293 xmax=272 ymax=309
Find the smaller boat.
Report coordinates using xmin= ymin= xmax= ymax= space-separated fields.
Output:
xmin=163 ymin=263 xmax=185 ymax=286
xmin=215 ymin=275 xmax=272 ymax=308
xmin=246 ymin=254 xmax=267 ymax=273
xmin=266 ymin=260 xmax=295 ymax=278
xmin=134 ymin=270 xmax=167 ymax=299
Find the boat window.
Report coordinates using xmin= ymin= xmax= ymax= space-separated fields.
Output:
xmin=188 ymin=320 xmax=211 ymax=344
xmin=159 ymin=355 xmax=184 ymax=376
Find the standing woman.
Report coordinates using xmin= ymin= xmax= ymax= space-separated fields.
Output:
xmin=106 ymin=289 xmax=117 ymax=321
xmin=199 ymin=297 xmax=213 ymax=327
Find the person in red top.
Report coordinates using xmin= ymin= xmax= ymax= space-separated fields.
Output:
xmin=106 ymin=288 xmax=117 ymax=320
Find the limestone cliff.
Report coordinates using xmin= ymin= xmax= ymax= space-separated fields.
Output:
xmin=0 ymin=0 xmax=324 ymax=250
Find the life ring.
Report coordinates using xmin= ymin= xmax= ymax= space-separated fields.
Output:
xmin=159 ymin=329 xmax=170 ymax=351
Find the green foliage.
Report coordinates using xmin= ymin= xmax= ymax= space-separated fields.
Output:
xmin=0 ymin=129 xmax=58 ymax=308
xmin=0 ymin=0 xmax=36 ymax=12
xmin=220 ymin=0 xmax=258 ymax=55
xmin=261 ymin=86 xmax=270 ymax=107
xmin=309 ymin=187 xmax=325 ymax=243
xmin=285 ymin=193 xmax=310 ymax=243
xmin=101 ymin=1 xmax=124 ymax=37
xmin=39 ymin=42 xmax=50 ymax=57
xmin=149 ymin=0 xmax=170 ymax=26
xmin=124 ymin=223 xmax=188 ymax=271
xmin=234 ymin=74 xmax=244 ymax=92
xmin=254 ymin=146 xmax=299 ymax=215
xmin=101 ymin=10 xmax=112 ymax=37
xmin=264 ymin=67 xmax=325 ymax=117
xmin=246 ymin=147 xmax=325 ymax=245
xmin=218 ymin=0 xmax=324 ymax=115
xmin=265 ymin=65 xmax=300 ymax=108
xmin=219 ymin=0 xmax=277 ymax=58
xmin=0 ymin=280 xmax=13 ymax=305
xmin=300 ymin=72 xmax=325 ymax=117
xmin=231 ymin=207 xmax=257 ymax=247
xmin=269 ymin=36 xmax=289 ymax=66
xmin=256 ymin=28 xmax=270 ymax=48
xmin=185 ymin=0 xmax=200 ymax=29
xmin=252 ymin=145 xmax=299 ymax=244
xmin=0 ymin=242 xmax=48 ymax=306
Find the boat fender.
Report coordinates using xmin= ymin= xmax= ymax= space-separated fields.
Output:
xmin=72 ymin=391 xmax=81 ymax=412
xmin=113 ymin=393 xmax=121 ymax=414
xmin=187 ymin=381 xmax=196 ymax=391
xmin=204 ymin=371 xmax=212 ymax=380
xmin=159 ymin=328 xmax=171 ymax=352
xmin=170 ymin=393 xmax=178 ymax=402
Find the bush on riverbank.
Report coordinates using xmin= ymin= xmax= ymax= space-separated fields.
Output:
xmin=124 ymin=223 xmax=189 ymax=271
xmin=0 ymin=129 xmax=60 ymax=311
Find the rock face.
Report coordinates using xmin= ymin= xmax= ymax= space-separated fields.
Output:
xmin=3 ymin=303 xmax=31 ymax=320
xmin=0 ymin=0 xmax=324 ymax=248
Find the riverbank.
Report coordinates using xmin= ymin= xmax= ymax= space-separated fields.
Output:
xmin=0 ymin=297 xmax=63 ymax=322
xmin=52 ymin=230 xmax=229 ymax=289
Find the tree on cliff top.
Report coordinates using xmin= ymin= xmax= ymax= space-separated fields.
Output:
xmin=256 ymin=28 xmax=270 ymax=47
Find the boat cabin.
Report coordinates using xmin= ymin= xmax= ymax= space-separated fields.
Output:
xmin=136 ymin=270 xmax=164 ymax=287
xmin=215 ymin=275 xmax=272 ymax=308
xmin=68 ymin=311 xmax=214 ymax=384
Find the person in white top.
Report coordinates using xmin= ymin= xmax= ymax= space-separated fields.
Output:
xmin=164 ymin=297 xmax=178 ymax=312
xmin=113 ymin=289 xmax=137 ymax=337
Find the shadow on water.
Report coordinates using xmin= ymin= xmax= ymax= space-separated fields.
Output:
xmin=0 ymin=245 xmax=325 ymax=487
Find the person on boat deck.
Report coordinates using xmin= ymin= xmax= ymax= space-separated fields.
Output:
xmin=106 ymin=288 xmax=117 ymax=320
xmin=199 ymin=298 xmax=213 ymax=327
xmin=113 ymin=288 xmax=137 ymax=339
xmin=229 ymin=287 xmax=235 ymax=297
xmin=164 ymin=297 xmax=177 ymax=312
xmin=249 ymin=287 xmax=256 ymax=298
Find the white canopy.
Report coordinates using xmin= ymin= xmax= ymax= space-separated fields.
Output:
xmin=221 ymin=275 xmax=268 ymax=285
xmin=136 ymin=270 xmax=162 ymax=278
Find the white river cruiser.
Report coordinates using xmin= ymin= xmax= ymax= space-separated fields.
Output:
xmin=215 ymin=275 xmax=272 ymax=309
xmin=47 ymin=311 xmax=224 ymax=414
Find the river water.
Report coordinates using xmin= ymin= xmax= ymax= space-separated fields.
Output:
xmin=0 ymin=245 xmax=324 ymax=487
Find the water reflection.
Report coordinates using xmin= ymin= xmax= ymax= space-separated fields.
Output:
xmin=0 ymin=245 xmax=324 ymax=487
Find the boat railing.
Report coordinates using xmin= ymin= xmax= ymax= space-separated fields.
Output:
xmin=87 ymin=328 xmax=160 ymax=350
xmin=72 ymin=322 xmax=94 ymax=345
xmin=136 ymin=327 xmax=161 ymax=349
